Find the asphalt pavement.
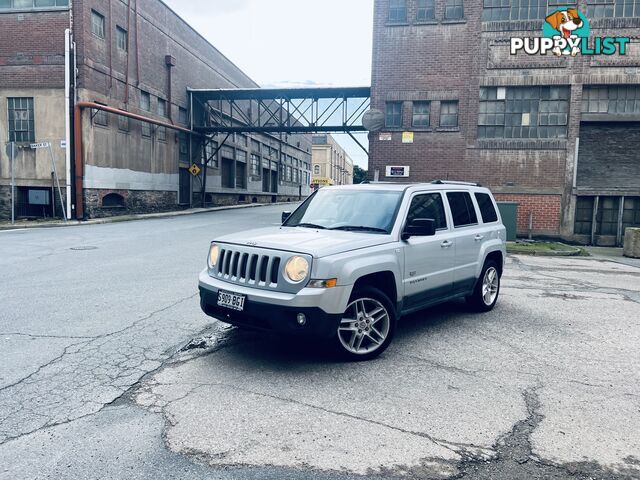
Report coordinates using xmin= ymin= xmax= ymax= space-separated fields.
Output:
xmin=0 ymin=205 xmax=639 ymax=480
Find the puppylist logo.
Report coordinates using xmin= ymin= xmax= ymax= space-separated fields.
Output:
xmin=510 ymin=7 xmax=630 ymax=57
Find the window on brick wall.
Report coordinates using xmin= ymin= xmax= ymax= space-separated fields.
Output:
xmin=118 ymin=115 xmax=129 ymax=132
xmin=388 ymin=0 xmax=407 ymax=22
xmin=412 ymin=101 xmax=431 ymax=127
xmin=574 ymin=197 xmax=595 ymax=235
xmin=445 ymin=0 xmax=464 ymax=19
xmin=385 ymin=102 xmax=403 ymax=128
xmin=116 ymin=26 xmax=128 ymax=52
xmin=622 ymin=197 xmax=640 ymax=232
xmin=157 ymin=98 xmax=167 ymax=117
xmin=7 ymin=97 xmax=34 ymax=142
xmin=178 ymin=132 xmax=189 ymax=162
xmin=440 ymin=101 xmax=459 ymax=127
xmin=417 ymin=0 xmax=435 ymax=20
xmin=92 ymin=102 xmax=108 ymax=127
xmin=140 ymin=91 xmax=150 ymax=111
xmin=582 ymin=85 xmax=640 ymax=114
xmin=597 ymin=196 xmax=620 ymax=235
xmin=482 ymin=0 xmax=576 ymax=21
xmin=91 ymin=10 xmax=105 ymax=38
xmin=587 ymin=0 xmax=640 ymax=18
xmin=251 ymin=154 xmax=261 ymax=177
xmin=178 ymin=107 xmax=188 ymax=125
xmin=478 ymin=86 xmax=569 ymax=138
xmin=204 ymin=141 xmax=218 ymax=168
xmin=0 ymin=0 xmax=68 ymax=10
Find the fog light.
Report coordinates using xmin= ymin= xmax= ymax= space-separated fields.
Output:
xmin=296 ymin=313 xmax=307 ymax=326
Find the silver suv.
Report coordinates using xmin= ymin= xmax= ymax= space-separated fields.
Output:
xmin=199 ymin=181 xmax=506 ymax=360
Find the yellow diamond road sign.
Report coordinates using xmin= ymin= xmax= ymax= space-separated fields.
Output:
xmin=189 ymin=164 xmax=201 ymax=176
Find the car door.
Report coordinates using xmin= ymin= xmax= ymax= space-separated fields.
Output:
xmin=402 ymin=192 xmax=455 ymax=311
xmin=445 ymin=191 xmax=483 ymax=295
xmin=473 ymin=190 xmax=502 ymax=255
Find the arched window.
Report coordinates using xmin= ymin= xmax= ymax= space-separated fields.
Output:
xmin=314 ymin=164 xmax=320 ymax=175
xmin=102 ymin=193 xmax=125 ymax=208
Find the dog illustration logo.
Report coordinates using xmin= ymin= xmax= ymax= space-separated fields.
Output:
xmin=544 ymin=8 xmax=589 ymax=56
xmin=510 ymin=7 xmax=629 ymax=56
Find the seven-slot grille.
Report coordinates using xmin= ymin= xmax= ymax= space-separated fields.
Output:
xmin=216 ymin=248 xmax=281 ymax=287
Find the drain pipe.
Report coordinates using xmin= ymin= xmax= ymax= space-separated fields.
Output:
xmin=73 ymin=102 xmax=199 ymax=219
xmin=64 ymin=28 xmax=72 ymax=219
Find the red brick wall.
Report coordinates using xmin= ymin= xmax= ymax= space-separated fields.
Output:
xmin=0 ymin=10 xmax=69 ymax=88
xmin=495 ymin=194 xmax=562 ymax=236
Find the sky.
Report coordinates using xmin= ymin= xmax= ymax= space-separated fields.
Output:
xmin=162 ymin=0 xmax=374 ymax=169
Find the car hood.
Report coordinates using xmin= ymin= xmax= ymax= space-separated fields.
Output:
xmin=214 ymin=226 xmax=393 ymax=258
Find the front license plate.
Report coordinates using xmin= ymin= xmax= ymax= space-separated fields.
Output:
xmin=217 ymin=290 xmax=246 ymax=311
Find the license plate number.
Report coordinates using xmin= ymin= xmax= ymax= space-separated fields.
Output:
xmin=217 ymin=290 xmax=246 ymax=311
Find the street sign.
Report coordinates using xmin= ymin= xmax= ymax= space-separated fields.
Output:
xmin=189 ymin=163 xmax=201 ymax=176
xmin=30 ymin=142 xmax=51 ymax=149
xmin=60 ymin=140 xmax=67 ymax=149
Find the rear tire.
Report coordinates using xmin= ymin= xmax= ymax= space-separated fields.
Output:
xmin=334 ymin=286 xmax=396 ymax=361
xmin=466 ymin=260 xmax=501 ymax=312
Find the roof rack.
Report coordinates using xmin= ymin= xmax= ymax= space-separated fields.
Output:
xmin=431 ymin=180 xmax=482 ymax=187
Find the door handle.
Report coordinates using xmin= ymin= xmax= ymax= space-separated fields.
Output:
xmin=441 ymin=240 xmax=453 ymax=248
xmin=474 ymin=234 xmax=484 ymax=241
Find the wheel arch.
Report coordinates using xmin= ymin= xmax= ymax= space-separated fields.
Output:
xmin=352 ymin=271 xmax=398 ymax=309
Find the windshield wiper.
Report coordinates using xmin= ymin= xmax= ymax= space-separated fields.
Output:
xmin=295 ymin=223 xmax=327 ymax=230
xmin=329 ymin=225 xmax=388 ymax=233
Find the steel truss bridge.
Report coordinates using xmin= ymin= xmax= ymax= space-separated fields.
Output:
xmin=188 ymin=86 xmax=371 ymax=136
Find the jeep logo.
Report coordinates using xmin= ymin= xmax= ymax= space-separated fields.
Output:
xmin=246 ymin=241 xmax=257 ymax=246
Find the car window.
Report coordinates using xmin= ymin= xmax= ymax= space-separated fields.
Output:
xmin=406 ymin=193 xmax=447 ymax=230
xmin=475 ymin=192 xmax=498 ymax=224
xmin=446 ymin=191 xmax=478 ymax=227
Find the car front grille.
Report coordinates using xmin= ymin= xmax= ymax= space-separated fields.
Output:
xmin=216 ymin=248 xmax=282 ymax=288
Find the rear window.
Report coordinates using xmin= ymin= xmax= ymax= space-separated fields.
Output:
xmin=447 ymin=192 xmax=478 ymax=227
xmin=475 ymin=192 xmax=499 ymax=224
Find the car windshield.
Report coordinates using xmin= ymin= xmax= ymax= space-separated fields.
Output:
xmin=284 ymin=188 xmax=404 ymax=234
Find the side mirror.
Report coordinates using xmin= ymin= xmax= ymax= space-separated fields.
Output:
xmin=281 ymin=211 xmax=292 ymax=223
xmin=402 ymin=218 xmax=436 ymax=240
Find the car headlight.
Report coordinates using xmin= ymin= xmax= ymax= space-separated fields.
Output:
xmin=284 ymin=256 xmax=309 ymax=283
xmin=208 ymin=244 xmax=220 ymax=269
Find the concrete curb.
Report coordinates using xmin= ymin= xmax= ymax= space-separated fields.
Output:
xmin=0 ymin=202 xmax=297 ymax=231
xmin=507 ymin=243 xmax=585 ymax=257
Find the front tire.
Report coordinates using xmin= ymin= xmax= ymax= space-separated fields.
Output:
xmin=467 ymin=260 xmax=501 ymax=312
xmin=334 ymin=286 xmax=396 ymax=361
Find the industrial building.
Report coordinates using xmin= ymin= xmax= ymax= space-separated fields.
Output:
xmin=0 ymin=0 xmax=312 ymax=221
xmin=369 ymin=0 xmax=640 ymax=245
xmin=311 ymin=134 xmax=354 ymax=187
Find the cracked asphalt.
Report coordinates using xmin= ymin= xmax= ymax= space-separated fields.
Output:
xmin=1 ymin=204 xmax=639 ymax=479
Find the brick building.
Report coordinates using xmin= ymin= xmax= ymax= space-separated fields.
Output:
xmin=311 ymin=134 xmax=354 ymax=187
xmin=369 ymin=0 xmax=640 ymax=245
xmin=0 ymin=0 xmax=311 ymax=221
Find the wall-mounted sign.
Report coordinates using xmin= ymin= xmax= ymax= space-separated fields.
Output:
xmin=30 ymin=142 xmax=50 ymax=149
xmin=379 ymin=133 xmax=392 ymax=141
xmin=402 ymin=132 xmax=414 ymax=144
xmin=385 ymin=166 xmax=410 ymax=178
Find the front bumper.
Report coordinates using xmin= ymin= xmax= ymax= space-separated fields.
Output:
xmin=198 ymin=269 xmax=349 ymax=337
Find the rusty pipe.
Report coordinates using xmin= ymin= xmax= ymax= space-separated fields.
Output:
xmin=73 ymin=101 xmax=200 ymax=220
